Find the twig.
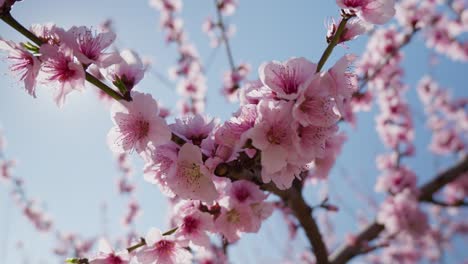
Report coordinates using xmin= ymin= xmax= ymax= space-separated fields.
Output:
xmin=329 ymin=155 xmax=468 ymax=264
xmin=214 ymin=0 xmax=236 ymax=72
xmin=316 ymin=12 xmax=353 ymax=73
xmin=0 ymin=12 xmax=128 ymax=102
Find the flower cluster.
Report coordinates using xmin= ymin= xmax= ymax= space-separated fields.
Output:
xmin=0 ymin=22 xmax=149 ymax=107
xmin=417 ymin=76 xmax=466 ymax=156
xmin=149 ymin=0 xmax=207 ymax=115
xmin=0 ymin=130 xmax=53 ymax=232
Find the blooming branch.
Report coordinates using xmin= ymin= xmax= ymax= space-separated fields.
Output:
xmin=329 ymin=155 xmax=468 ymax=264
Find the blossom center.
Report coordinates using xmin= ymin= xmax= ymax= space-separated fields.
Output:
xmin=226 ymin=209 xmax=241 ymax=223
xmin=180 ymin=162 xmax=203 ymax=184
xmin=267 ymin=128 xmax=285 ymax=145
xmin=183 ymin=216 xmax=199 ymax=234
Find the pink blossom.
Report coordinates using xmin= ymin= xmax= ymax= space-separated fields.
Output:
xmin=295 ymin=125 xmax=339 ymax=161
xmin=327 ymin=54 xmax=357 ymax=117
xmin=222 ymin=63 xmax=251 ymax=102
xmin=144 ymin=143 xmax=178 ymax=197
xmin=218 ymin=0 xmax=237 ymax=16
xmin=262 ymin=162 xmax=303 ymax=190
xmin=176 ymin=75 xmax=207 ymax=100
xmin=107 ymin=91 xmax=171 ymax=156
xmin=170 ymin=114 xmax=216 ymax=146
xmin=327 ymin=17 xmax=373 ymax=44
xmin=214 ymin=104 xmax=257 ymax=148
xmin=308 ymin=132 xmax=346 ymax=182
xmin=172 ymin=200 xmax=214 ymax=247
xmin=293 ymin=72 xmax=341 ymax=127
xmin=248 ymin=100 xmax=297 ymax=177
xmin=239 ymin=79 xmax=274 ymax=106
xmin=0 ymin=39 xmax=40 ymax=97
xmin=39 ymin=44 xmax=85 ymax=107
xmin=214 ymin=201 xmax=254 ymax=243
xmin=247 ymin=201 xmax=274 ymax=233
xmin=337 ymin=0 xmax=396 ymax=25
xmin=375 ymin=166 xmax=418 ymax=194
xmin=166 ymin=143 xmax=218 ymax=203
xmin=63 ymin=26 xmax=120 ymax=67
xmin=226 ymin=180 xmax=267 ymax=206
xmin=377 ymin=189 xmax=429 ymax=238
xmin=30 ymin=23 xmax=67 ymax=46
xmin=444 ymin=172 xmax=468 ymax=204
xmin=136 ymin=228 xmax=192 ymax=264
xmin=107 ymin=49 xmax=145 ymax=91
xmin=259 ymin=57 xmax=316 ymax=100
xmin=89 ymin=239 xmax=130 ymax=264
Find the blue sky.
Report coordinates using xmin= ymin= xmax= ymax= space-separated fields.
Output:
xmin=0 ymin=0 xmax=467 ymax=263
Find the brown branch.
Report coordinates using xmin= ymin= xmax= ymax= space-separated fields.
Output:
xmin=422 ymin=198 xmax=468 ymax=207
xmin=215 ymin=155 xmax=330 ymax=263
xmin=329 ymin=155 xmax=468 ymax=264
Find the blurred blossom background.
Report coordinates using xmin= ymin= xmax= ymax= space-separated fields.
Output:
xmin=0 ymin=0 xmax=467 ymax=263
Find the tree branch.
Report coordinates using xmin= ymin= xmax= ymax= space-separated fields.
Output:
xmin=215 ymin=154 xmax=330 ymax=263
xmin=329 ymin=155 xmax=468 ymax=264
xmin=214 ymin=0 xmax=236 ymax=73
xmin=0 ymin=12 xmax=128 ymax=102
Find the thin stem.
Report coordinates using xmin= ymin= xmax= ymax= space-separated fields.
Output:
xmin=127 ymin=238 xmax=146 ymax=253
xmin=316 ymin=14 xmax=351 ymax=73
xmin=214 ymin=0 xmax=236 ymax=72
xmin=0 ymin=12 xmax=128 ymax=102
xmin=85 ymin=73 xmax=127 ymax=101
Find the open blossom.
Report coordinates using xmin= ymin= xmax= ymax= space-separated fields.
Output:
xmin=259 ymin=57 xmax=316 ymax=100
xmin=62 ymin=26 xmax=120 ymax=67
xmin=107 ymin=49 xmax=145 ymax=91
xmin=39 ymin=44 xmax=85 ymax=107
xmin=172 ymin=200 xmax=214 ymax=247
xmin=327 ymin=54 xmax=357 ymax=117
xmin=170 ymin=114 xmax=216 ymax=146
xmin=336 ymin=0 xmax=396 ymax=25
xmin=0 ymin=39 xmax=41 ymax=97
xmin=444 ymin=172 xmax=468 ymax=204
xmin=377 ymin=189 xmax=429 ymax=238
xmin=214 ymin=199 xmax=254 ymax=243
xmin=30 ymin=23 xmax=66 ymax=46
xmin=107 ymin=91 xmax=171 ymax=156
xmin=248 ymin=100 xmax=297 ymax=178
xmin=375 ymin=166 xmax=417 ymax=194
xmin=144 ymin=143 xmax=178 ymax=197
xmin=327 ymin=17 xmax=373 ymax=44
xmin=136 ymin=228 xmax=192 ymax=264
xmin=89 ymin=239 xmax=130 ymax=264
xmin=166 ymin=143 xmax=218 ymax=203
xmin=293 ymin=72 xmax=341 ymax=127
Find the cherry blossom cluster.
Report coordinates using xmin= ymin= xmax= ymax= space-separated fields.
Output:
xmin=3 ymin=0 xmax=468 ymax=263
xmin=202 ymin=0 xmax=237 ymax=48
xmin=221 ymin=62 xmax=250 ymax=101
xmin=202 ymin=0 xmax=249 ymax=101
xmin=0 ymin=20 xmax=150 ymax=106
xmin=149 ymin=0 xmax=207 ymax=115
xmin=417 ymin=75 xmax=467 ymax=156
xmin=0 ymin=129 xmax=53 ymax=232
xmin=395 ymin=0 xmax=468 ymax=61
